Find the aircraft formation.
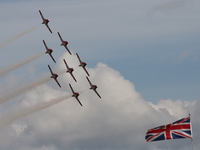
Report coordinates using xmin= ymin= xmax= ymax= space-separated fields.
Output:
xmin=39 ymin=10 xmax=101 ymax=106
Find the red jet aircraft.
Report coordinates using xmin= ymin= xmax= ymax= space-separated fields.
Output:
xmin=43 ymin=40 xmax=56 ymax=63
xmin=86 ymin=77 xmax=101 ymax=98
xmin=48 ymin=65 xmax=61 ymax=88
xmin=69 ymin=84 xmax=83 ymax=106
xmin=76 ymin=53 xmax=90 ymax=76
xmin=57 ymin=32 xmax=72 ymax=55
xmin=63 ymin=59 xmax=77 ymax=82
xmin=39 ymin=10 xmax=53 ymax=33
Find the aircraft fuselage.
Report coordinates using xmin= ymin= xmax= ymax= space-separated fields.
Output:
xmin=73 ymin=92 xmax=79 ymax=98
xmin=51 ymin=74 xmax=58 ymax=79
xmin=46 ymin=49 xmax=53 ymax=54
xmin=91 ymin=85 xmax=97 ymax=90
xmin=42 ymin=19 xmax=49 ymax=24
xmin=67 ymin=68 xmax=74 ymax=73
xmin=61 ymin=41 xmax=68 ymax=46
xmin=80 ymin=62 xmax=87 ymax=67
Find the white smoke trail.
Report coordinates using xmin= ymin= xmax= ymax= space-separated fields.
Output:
xmin=0 ymin=74 xmax=51 ymax=104
xmin=0 ymin=95 xmax=71 ymax=130
xmin=0 ymin=51 xmax=45 ymax=78
xmin=0 ymin=26 xmax=38 ymax=49
xmin=0 ymin=69 xmax=66 ymax=105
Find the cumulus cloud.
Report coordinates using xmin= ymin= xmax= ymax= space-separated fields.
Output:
xmin=149 ymin=99 xmax=195 ymax=117
xmin=0 ymin=1 xmax=199 ymax=150
xmin=0 ymin=52 xmax=198 ymax=150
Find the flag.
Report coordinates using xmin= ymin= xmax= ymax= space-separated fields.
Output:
xmin=145 ymin=116 xmax=192 ymax=142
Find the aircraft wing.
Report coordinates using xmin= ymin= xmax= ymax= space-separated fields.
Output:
xmin=75 ymin=97 xmax=83 ymax=106
xmin=70 ymin=73 xmax=77 ymax=82
xmin=63 ymin=59 xmax=69 ymax=70
xmin=45 ymin=24 xmax=53 ymax=33
xmin=83 ymin=67 xmax=90 ymax=76
xmin=49 ymin=53 xmax=56 ymax=63
xmin=54 ymin=78 xmax=61 ymax=88
xmin=48 ymin=65 xmax=53 ymax=75
xmin=57 ymin=32 xmax=63 ymax=42
xmin=76 ymin=53 xmax=82 ymax=64
xmin=64 ymin=45 xmax=72 ymax=55
xmin=69 ymin=84 xmax=75 ymax=94
xmin=86 ymin=76 xmax=92 ymax=86
xmin=94 ymin=89 xmax=101 ymax=98
xmin=43 ymin=40 xmax=48 ymax=50
xmin=39 ymin=10 xmax=45 ymax=21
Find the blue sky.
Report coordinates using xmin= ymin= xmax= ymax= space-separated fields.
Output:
xmin=0 ymin=0 xmax=200 ymax=150
xmin=0 ymin=0 xmax=199 ymax=103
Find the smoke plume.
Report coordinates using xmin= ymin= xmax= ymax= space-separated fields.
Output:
xmin=0 ymin=51 xmax=45 ymax=78
xmin=0 ymin=69 xmax=66 ymax=105
xmin=0 ymin=26 xmax=38 ymax=49
xmin=0 ymin=95 xmax=71 ymax=130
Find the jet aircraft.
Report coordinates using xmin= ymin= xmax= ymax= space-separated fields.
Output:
xmin=76 ymin=53 xmax=90 ymax=76
xmin=86 ymin=76 xmax=101 ymax=98
xmin=43 ymin=40 xmax=56 ymax=63
xmin=63 ymin=59 xmax=77 ymax=82
xmin=69 ymin=84 xmax=83 ymax=106
xmin=48 ymin=65 xmax=61 ymax=88
xmin=57 ymin=32 xmax=72 ymax=55
xmin=39 ymin=10 xmax=53 ymax=33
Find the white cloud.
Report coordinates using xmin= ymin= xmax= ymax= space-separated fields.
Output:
xmin=0 ymin=52 xmax=198 ymax=150
xmin=149 ymin=99 xmax=196 ymax=117
xmin=0 ymin=1 xmax=200 ymax=150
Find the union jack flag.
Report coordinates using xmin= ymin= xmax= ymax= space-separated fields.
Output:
xmin=145 ymin=116 xmax=192 ymax=142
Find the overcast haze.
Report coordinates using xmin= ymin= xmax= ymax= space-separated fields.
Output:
xmin=0 ymin=0 xmax=199 ymax=150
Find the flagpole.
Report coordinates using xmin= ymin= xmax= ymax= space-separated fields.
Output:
xmin=191 ymin=138 xmax=194 ymax=150
xmin=189 ymin=114 xmax=194 ymax=150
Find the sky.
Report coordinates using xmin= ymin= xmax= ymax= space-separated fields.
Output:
xmin=0 ymin=0 xmax=200 ymax=150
